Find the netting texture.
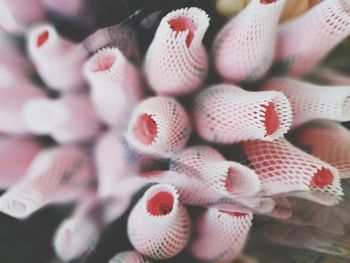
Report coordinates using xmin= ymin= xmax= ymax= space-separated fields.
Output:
xmin=214 ymin=0 xmax=286 ymax=82
xmin=295 ymin=120 xmax=350 ymax=179
xmin=127 ymin=184 xmax=191 ymax=259
xmin=170 ymin=146 xmax=260 ymax=197
xmin=27 ymin=23 xmax=87 ymax=91
xmin=22 ymin=95 xmax=101 ymax=144
xmin=144 ymin=7 xmax=209 ymax=96
xmin=264 ymin=77 xmax=350 ymax=127
xmin=276 ymin=0 xmax=350 ymax=76
xmin=193 ymin=84 xmax=292 ymax=144
xmin=0 ymin=136 xmax=43 ymax=188
xmin=127 ymin=97 xmax=191 ymax=158
xmin=191 ymin=208 xmax=253 ymax=263
xmin=0 ymin=146 xmax=92 ymax=218
xmin=0 ymin=84 xmax=46 ymax=135
xmin=108 ymin=251 xmax=151 ymax=263
xmin=241 ymin=138 xmax=343 ymax=206
xmin=83 ymin=47 xmax=143 ymax=127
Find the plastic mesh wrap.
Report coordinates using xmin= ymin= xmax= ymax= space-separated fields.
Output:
xmin=0 ymin=84 xmax=46 ymax=135
xmin=127 ymin=184 xmax=191 ymax=259
xmin=27 ymin=24 xmax=87 ymax=91
xmin=263 ymin=77 xmax=350 ymax=127
xmin=193 ymin=84 xmax=292 ymax=144
xmin=191 ymin=208 xmax=253 ymax=263
xmin=276 ymin=0 xmax=350 ymax=76
xmin=241 ymin=138 xmax=343 ymax=205
xmin=0 ymin=0 xmax=44 ymax=33
xmin=22 ymin=95 xmax=101 ymax=143
xmin=214 ymin=0 xmax=286 ymax=83
xmin=0 ymin=136 xmax=43 ymax=188
xmin=144 ymin=7 xmax=209 ymax=96
xmin=127 ymin=97 xmax=191 ymax=158
xmin=108 ymin=251 xmax=151 ymax=263
xmin=83 ymin=47 xmax=143 ymax=127
xmin=294 ymin=120 xmax=350 ymax=179
xmin=170 ymin=146 xmax=260 ymax=197
xmin=94 ymin=132 xmax=135 ymax=198
xmin=0 ymin=146 xmax=93 ymax=219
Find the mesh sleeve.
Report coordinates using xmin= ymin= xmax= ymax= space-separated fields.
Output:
xmin=108 ymin=251 xmax=151 ymax=263
xmin=144 ymin=7 xmax=209 ymax=96
xmin=0 ymin=0 xmax=44 ymax=33
xmin=94 ymin=132 xmax=134 ymax=198
xmin=276 ymin=0 xmax=350 ymax=76
xmin=83 ymin=47 xmax=143 ymax=128
xmin=127 ymin=184 xmax=191 ymax=259
xmin=22 ymin=95 xmax=101 ymax=144
xmin=0 ymin=146 xmax=93 ymax=219
xmin=193 ymin=84 xmax=292 ymax=144
xmin=0 ymin=136 xmax=43 ymax=188
xmin=294 ymin=120 xmax=350 ymax=179
xmin=190 ymin=208 xmax=253 ymax=263
xmin=263 ymin=77 xmax=350 ymax=127
xmin=0 ymin=84 xmax=46 ymax=135
xmin=170 ymin=146 xmax=260 ymax=197
xmin=27 ymin=23 xmax=87 ymax=91
xmin=214 ymin=0 xmax=286 ymax=83
xmin=127 ymin=97 xmax=191 ymax=158
xmin=54 ymin=193 xmax=100 ymax=261
xmin=242 ymin=138 xmax=343 ymax=206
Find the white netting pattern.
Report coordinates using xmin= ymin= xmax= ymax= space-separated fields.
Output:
xmin=264 ymin=77 xmax=350 ymax=127
xmin=170 ymin=146 xmax=260 ymax=197
xmin=241 ymin=138 xmax=343 ymax=205
xmin=144 ymin=7 xmax=209 ymax=96
xmin=214 ymin=0 xmax=286 ymax=82
xmin=27 ymin=23 xmax=87 ymax=90
xmin=295 ymin=120 xmax=350 ymax=179
xmin=127 ymin=184 xmax=191 ymax=259
xmin=0 ymin=146 xmax=92 ymax=218
xmin=127 ymin=97 xmax=191 ymax=158
xmin=191 ymin=208 xmax=253 ymax=263
xmin=276 ymin=0 xmax=350 ymax=76
xmin=22 ymin=95 xmax=101 ymax=144
xmin=0 ymin=84 xmax=46 ymax=135
xmin=0 ymin=136 xmax=43 ymax=188
xmin=108 ymin=251 xmax=151 ymax=263
xmin=193 ymin=84 xmax=292 ymax=143
xmin=83 ymin=47 xmax=143 ymax=127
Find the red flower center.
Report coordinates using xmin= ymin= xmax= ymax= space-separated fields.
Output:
xmin=168 ymin=17 xmax=196 ymax=48
xmin=147 ymin=192 xmax=174 ymax=216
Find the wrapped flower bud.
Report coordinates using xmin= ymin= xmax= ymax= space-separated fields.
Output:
xmin=193 ymin=84 xmax=292 ymax=144
xmin=144 ymin=7 xmax=209 ymax=96
xmin=108 ymin=251 xmax=151 ymax=263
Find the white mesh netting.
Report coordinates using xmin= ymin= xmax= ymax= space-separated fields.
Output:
xmin=27 ymin=23 xmax=87 ymax=91
xmin=276 ymin=0 xmax=350 ymax=76
xmin=0 ymin=136 xmax=43 ymax=188
xmin=127 ymin=97 xmax=191 ymax=158
xmin=214 ymin=0 xmax=286 ymax=83
xmin=127 ymin=184 xmax=191 ymax=259
xmin=22 ymin=95 xmax=101 ymax=143
xmin=0 ymin=84 xmax=46 ymax=135
xmin=191 ymin=208 xmax=253 ymax=263
xmin=263 ymin=77 xmax=350 ymax=128
xmin=170 ymin=146 xmax=260 ymax=197
xmin=108 ymin=251 xmax=151 ymax=263
xmin=193 ymin=84 xmax=292 ymax=143
xmin=0 ymin=0 xmax=44 ymax=33
xmin=54 ymin=193 xmax=100 ymax=261
xmin=241 ymin=138 xmax=343 ymax=206
xmin=83 ymin=47 xmax=143 ymax=127
xmin=144 ymin=7 xmax=209 ymax=96
xmin=294 ymin=120 xmax=350 ymax=179
xmin=94 ymin=132 xmax=136 ymax=198
xmin=0 ymin=146 xmax=93 ymax=218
